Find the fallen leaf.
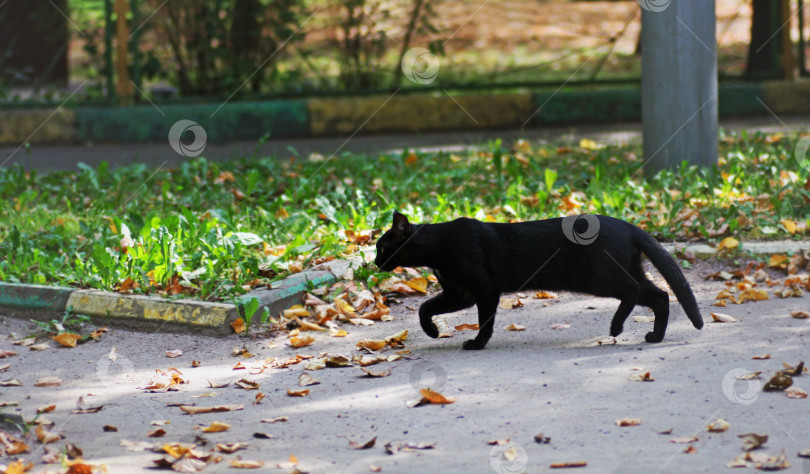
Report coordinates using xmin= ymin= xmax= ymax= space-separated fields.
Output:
xmin=298 ymin=373 xmax=320 ymax=386
xmin=289 ymin=335 xmax=315 ymax=348
xmin=786 ymin=387 xmax=807 ymax=399
xmin=287 ymin=388 xmax=310 ymax=397
xmin=684 ymin=445 xmax=697 ymax=454
xmin=89 ymin=327 xmax=108 ymax=340
xmin=207 ymin=379 xmax=230 ymax=389
xmin=356 ymin=339 xmax=387 ymax=352
xmin=487 ymin=439 xmax=510 ymax=446
xmin=718 ymin=236 xmax=739 ymax=251
xmin=231 ymin=318 xmax=246 ymax=334
xmin=384 ymin=440 xmax=436 ymax=454
xmin=737 ymin=371 xmax=762 ymax=380
xmin=711 ymin=312 xmax=737 ymax=323
xmin=384 ymin=330 xmax=408 ymax=346
xmin=550 ymin=461 xmax=588 ymax=468
xmin=763 ymin=372 xmax=793 ymax=391
xmin=215 ymin=442 xmax=249 ymax=454
xmin=103 ymin=425 xmax=118 ymax=432
xmin=707 ymin=419 xmax=730 ymax=433
xmin=34 ymin=376 xmax=61 ymax=387
xmin=235 ymin=378 xmax=260 ymax=390
xmin=201 ymin=421 xmax=230 ymax=433
xmin=791 ymin=311 xmax=810 ymax=319
xmin=404 ymin=277 xmax=428 ymax=293
xmin=349 ymin=436 xmax=377 ymax=450
xmin=0 ymin=350 xmax=18 ymax=358
xmin=0 ymin=363 xmax=10 ymax=372
xmin=499 ymin=298 xmax=523 ymax=309
xmin=781 ymin=361 xmax=805 ymax=376
xmin=534 ymin=434 xmax=551 ymax=444
xmin=739 ymin=433 xmax=768 ymax=451
xmin=504 ymin=323 xmax=526 ymax=331
xmin=616 ymin=418 xmax=642 ymax=427
xmin=229 ymin=460 xmax=265 ymax=469
xmin=147 ymin=428 xmax=166 ymax=438
xmin=180 ymin=404 xmax=244 ymax=415
xmin=633 ymin=316 xmax=656 ymax=323
xmin=35 ymin=425 xmax=61 ymax=444
xmin=454 ymin=324 xmax=479 ymax=331
xmin=36 ymin=405 xmax=55 ymax=414
xmin=261 ymin=417 xmax=288 ymax=424
xmin=0 ymin=378 xmax=23 ymax=386
xmin=534 ymin=290 xmax=557 ymax=299
xmin=670 ymin=436 xmax=699 ymax=444
xmin=29 ymin=343 xmax=50 ymax=351
xmin=752 ymin=354 xmax=772 ymax=360
xmin=276 ymin=454 xmax=298 ymax=469
xmin=53 ymin=332 xmax=82 ymax=348
xmin=550 ymin=322 xmax=570 ymax=330
xmin=166 ymin=349 xmax=183 ymax=358
xmin=360 ymin=368 xmax=391 ymax=378
xmin=253 ymin=432 xmax=275 ymax=439
xmin=629 ymin=372 xmax=655 ymax=382
xmin=370 ymin=465 xmax=382 ymax=472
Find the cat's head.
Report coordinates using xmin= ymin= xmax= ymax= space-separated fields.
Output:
xmin=375 ymin=211 xmax=413 ymax=271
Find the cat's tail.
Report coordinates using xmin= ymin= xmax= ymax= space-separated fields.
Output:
xmin=632 ymin=228 xmax=704 ymax=330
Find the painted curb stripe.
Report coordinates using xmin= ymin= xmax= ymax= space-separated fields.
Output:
xmin=66 ymin=290 xmax=232 ymax=327
xmin=0 ymin=282 xmax=72 ymax=311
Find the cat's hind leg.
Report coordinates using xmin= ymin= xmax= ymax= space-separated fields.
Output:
xmin=418 ymin=289 xmax=475 ymax=338
xmin=462 ymin=293 xmax=500 ymax=350
xmin=638 ymin=282 xmax=670 ymax=343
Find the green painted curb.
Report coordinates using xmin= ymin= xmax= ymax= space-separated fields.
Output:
xmin=529 ymin=87 xmax=641 ymax=125
xmin=75 ymin=100 xmax=309 ymax=143
xmin=236 ymin=270 xmax=337 ymax=320
xmin=0 ymin=282 xmax=72 ymax=311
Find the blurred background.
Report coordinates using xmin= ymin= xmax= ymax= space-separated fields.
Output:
xmin=0 ymin=0 xmax=807 ymax=106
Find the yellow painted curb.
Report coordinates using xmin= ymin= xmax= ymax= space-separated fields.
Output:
xmin=0 ymin=109 xmax=76 ymax=145
xmin=66 ymin=291 xmax=231 ymax=327
xmin=309 ymin=93 xmax=533 ymax=135
xmin=761 ymin=80 xmax=810 ymax=115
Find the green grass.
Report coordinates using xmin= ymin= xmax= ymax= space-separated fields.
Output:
xmin=1 ymin=129 xmax=808 ymax=301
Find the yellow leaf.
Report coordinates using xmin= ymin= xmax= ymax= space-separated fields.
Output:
xmin=420 ymin=388 xmax=454 ymax=404
xmin=385 ymin=329 xmax=408 ymax=345
xmin=717 ymin=237 xmax=739 ymax=251
xmin=288 ymin=335 xmax=314 ymax=348
xmin=283 ymin=305 xmax=309 ymax=318
xmin=711 ymin=312 xmax=737 ymax=323
xmin=405 ymin=153 xmax=418 ymax=166
xmin=768 ymin=254 xmax=788 ymax=267
xmin=52 ymin=332 xmax=82 ymax=348
xmin=335 ymin=298 xmax=356 ymax=317
xmin=504 ymin=323 xmax=526 ymax=331
xmin=579 ymin=138 xmax=601 ymax=150
xmin=286 ymin=389 xmax=309 ymax=397
xmin=356 ymin=339 xmax=387 ymax=352
xmin=781 ymin=219 xmax=797 ymax=234
xmin=329 ymin=328 xmax=348 ymax=337
xmin=404 ymin=277 xmax=428 ymax=294
xmin=202 ymin=421 xmax=230 ymax=433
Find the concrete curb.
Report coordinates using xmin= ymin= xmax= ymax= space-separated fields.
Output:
xmin=0 ymin=80 xmax=802 ymax=146
xmin=0 ymin=242 xmax=805 ymax=332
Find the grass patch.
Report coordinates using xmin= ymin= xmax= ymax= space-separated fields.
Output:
xmin=1 ymin=129 xmax=808 ymax=301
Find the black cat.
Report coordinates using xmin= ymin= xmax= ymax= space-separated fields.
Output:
xmin=375 ymin=212 xmax=703 ymax=350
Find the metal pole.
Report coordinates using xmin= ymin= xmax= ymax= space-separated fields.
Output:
xmin=104 ymin=0 xmax=116 ymax=103
xmin=641 ymin=1 xmax=718 ymax=174
xmin=130 ymin=0 xmax=141 ymax=102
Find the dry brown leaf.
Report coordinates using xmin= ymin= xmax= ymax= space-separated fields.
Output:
xmin=786 ymin=387 xmax=807 ymax=399
xmin=0 ymin=378 xmax=22 ymax=386
xmin=284 ymin=305 xmax=310 ymax=318
xmin=711 ymin=312 xmax=737 ymax=323
xmin=34 ymin=376 xmax=61 ymax=387
xmin=633 ymin=316 xmax=656 ymax=323
xmin=670 ymin=436 xmax=699 ymax=444
xmin=35 ymin=425 xmax=61 ymax=444
xmin=276 ymin=454 xmax=298 ymax=469
xmin=534 ymin=290 xmax=557 ymax=299
xmin=229 ymin=460 xmax=265 ymax=469
xmin=235 ymin=378 xmax=260 ymax=390
xmin=454 ymin=324 xmax=479 ymax=331
xmin=739 ymin=433 xmax=768 ymax=451
xmin=419 ymin=388 xmax=454 ymax=404
xmin=504 ymin=323 xmax=526 ymax=331
xmin=707 ymin=419 xmax=730 ymax=433
xmin=216 ymin=442 xmax=249 ymax=454
xmin=737 ymin=371 xmax=762 ymax=380
xmin=684 ymin=445 xmax=697 ymax=454
xmin=53 ymin=332 xmax=82 ymax=348
xmin=628 ymin=372 xmax=655 ymax=382
xmin=287 ymin=388 xmax=310 ymax=397
xmin=349 ymin=436 xmax=377 ymax=450
xmin=550 ymin=322 xmax=570 ymax=330
xmin=166 ymin=349 xmax=183 ymax=358
xmin=288 ymin=335 xmax=315 ymax=348
xmin=231 ymin=318 xmax=246 ymax=334
xmin=201 ymin=421 xmax=230 ymax=433
xmin=147 ymin=428 xmax=166 ymax=438
xmin=179 ymin=404 xmax=244 ymax=415
xmin=615 ymin=418 xmax=642 ymax=427
xmin=791 ymin=311 xmax=810 ymax=319
xmin=717 ymin=236 xmax=739 ymax=251
xmin=752 ymin=354 xmax=772 ymax=360
xmin=298 ymin=373 xmax=320 ymax=386
xmin=261 ymin=417 xmax=289 ymax=424
xmin=360 ymin=368 xmax=391 ymax=378
xmin=763 ymin=372 xmax=793 ymax=391
xmin=0 ymin=350 xmax=18 ymax=358
xmin=550 ymin=461 xmax=587 ymax=468
xmin=499 ymin=298 xmax=523 ymax=309
xmin=385 ymin=330 xmax=408 ymax=346
xmin=356 ymin=339 xmax=387 ymax=352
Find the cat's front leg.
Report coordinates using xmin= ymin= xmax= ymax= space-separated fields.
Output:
xmin=462 ymin=293 xmax=500 ymax=350
xmin=418 ymin=290 xmax=475 ymax=338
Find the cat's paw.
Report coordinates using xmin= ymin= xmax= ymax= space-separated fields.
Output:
xmin=645 ymin=331 xmax=664 ymax=343
xmin=462 ymin=339 xmax=487 ymax=350
xmin=420 ymin=319 xmax=440 ymax=338
xmin=609 ymin=325 xmax=624 ymax=337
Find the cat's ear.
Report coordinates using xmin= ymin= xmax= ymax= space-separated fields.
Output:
xmin=392 ymin=211 xmax=410 ymax=236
